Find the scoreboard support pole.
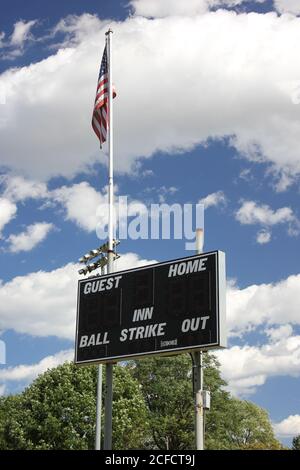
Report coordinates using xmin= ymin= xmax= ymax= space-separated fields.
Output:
xmin=95 ymin=363 xmax=103 ymax=449
xmin=192 ymin=228 xmax=204 ymax=450
xmin=192 ymin=351 xmax=204 ymax=450
xmin=104 ymin=362 xmax=113 ymax=449
xmin=103 ymin=28 xmax=114 ymax=451
xmin=95 ymin=266 xmax=104 ymax=450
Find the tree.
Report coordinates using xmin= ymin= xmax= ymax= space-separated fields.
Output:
xmin=129 ymin=353 xmax=282 ymax=450
xmin=129 ymin=353 xmax=233 ymax=450
xmin=0 ymin=354 xmax=283 ymax=450
xmin=201 ymin=354 xmax=233 ymax=449
xmin=0 ymin=362 xmax=149 ymax=450
xmin=0 ymin=394 xmax=26 ymax=449
xmin=128 ymin=354 xmax=194 ymax=449
xmin=224 ymin=399 xmax=283 ymax=450
xmin=292 ymin=435 xmax=300 ymax=450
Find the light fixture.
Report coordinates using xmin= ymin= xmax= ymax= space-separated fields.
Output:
xmin=78 ymin=239 xmax=120 ymax=264
xmin=78 ymin=253 xmax=120 ymax=276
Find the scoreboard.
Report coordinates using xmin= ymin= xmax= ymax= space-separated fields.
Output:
xmin=75 ymin=251 xmax=226 ymax=364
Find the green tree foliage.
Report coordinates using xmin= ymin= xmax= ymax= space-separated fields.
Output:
xmin=130 ymin=353 xmax=233 ymax=449
xmin=127 ymin=354 xmax=195 ymax=449
xmin=224 ymin=399 xmax=283 ymax=450
xmin=129 ymin=353 xmax=282 ymax=450
xmin=0 ymin=353 xmax=282 ymax=450
xmin=0 ymin=362 xmax=148 ymax=450
xmin=201 ymin=354 xmax=233 ymax=449
xmin=292 ymin=435 xmax=300 ymax=450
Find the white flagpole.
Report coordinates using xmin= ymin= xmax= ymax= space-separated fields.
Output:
xmin=103 ymin=28 xmax=114 ymax=451
xmin=107 ymin=29 xmax=114 ymax=267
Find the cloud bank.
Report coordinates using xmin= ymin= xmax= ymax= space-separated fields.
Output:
xmin=1 ymin=10 xmax=300 ymax=186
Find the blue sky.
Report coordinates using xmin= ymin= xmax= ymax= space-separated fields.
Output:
xmin=1 ymin=0 xmax=300 ymax=447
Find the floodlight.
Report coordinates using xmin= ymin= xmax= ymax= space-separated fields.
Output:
xmin=79 ymin=239 xmax=120 ymax=264
xmin=89 ymin=249 xmax=100 ymax=257
xmin=87 ymin=262 xmax=97 ymax=272
xmin=78 ymin=266 xmax=88 ymax=275
xmin=78 ymin=239 xmax=121 ymax=275
xmin=78 ymin=254 xmax=110 ymax=276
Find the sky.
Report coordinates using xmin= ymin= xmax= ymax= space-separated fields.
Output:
xmin=0 ymin=0 xmax=300 ymax=447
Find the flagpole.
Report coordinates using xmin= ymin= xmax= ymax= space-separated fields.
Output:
xmin=103 ymin=28 xmax=114 ymax=451
xmin=107 ymin=29 xmax=114 ymax=266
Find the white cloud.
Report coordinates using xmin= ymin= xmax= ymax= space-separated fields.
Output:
xmin=130 ymin=0 xmax=266 ymax=18
xmin=0 ymin=79 xmax=5 ymax=104
xmin=10 ymin=20 xmax=37 ymax=47
xmin=199 ymin=190 xmax=226 ymax=209
xmin=145 ymin=185 xmax=178 ymax=203
xmin=0 ymin=384 xmax=6 ymax=396
xmin=112 ymin=251 xmax=157 ymax=273
xmin=1 ymin=175 xmax=48 ymax=202
xmin=235 ymin=201 xmax=299 ymax=240
xmin=265 ymin=323 xmax=293 ymax=342
xmin=52 ymin=182 xmax=107 ymax=232
xmin=0 ymin=32 xmax=5 ymax=48
xmin=0 ymin=262 xmax=78 ymax=339
xmin=51 ymin=13 xmax=105 ymax=47
xmin=130 ymin=0 xmax=209 ymax=17
xmin=1 ymin=12 xmax=300 ymax=184
xmin=0 ymin=337 xmax=5 ymax=364
xmin=217 ymin=327 xmax=300 ymax=395
xmin=227 ymin=274 xmax=300 ymax=336
xmin=158 ymin=186 xmax=178 ymax=202
xmin=0 ymin=349 xmax=73 ymax=384
xmin=0 ymin=197 xmax=17 ymax=235
xmin=0 ymin=20 xmax=37 ymax=60
xmin=7 ymin=222 xmax=54 ymax=253
xmin=239 ymin=168 xmax=253 ymax=182
xmin=274 ymin=0 xmax=300 ymax=15
xmin=0 ymin=253 xmax=157 ymax=339
xmin=236 ymin=201 xmax=295 ymax=226
xmin=274 ymin=415 xmax=300 ymax=437
xmin=51 ymin=181 xmax=149 ymax=237
xmin=256 ymin=229 xmax=271 ymax=244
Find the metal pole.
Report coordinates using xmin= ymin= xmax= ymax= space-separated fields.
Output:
xmin=192 ymin=228 xmax=204 ymax=450
xmin=103 ymin=28 xmax=114 ymax=451
xmin=192 ymin=350 xmax=203 ymax=450
xmin=106 ymin=32 xmax=114 ymax=263
xmin=104 ymin=362 xmax=113 ymax=449
xmin=95 ymin=263 xmax=104 ymax=451
xmin=95 ymin=364 xmax=102 ymax=449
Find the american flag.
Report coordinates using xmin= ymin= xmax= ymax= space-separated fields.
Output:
xmin=92 ymin=44 xmax=116 ymax=146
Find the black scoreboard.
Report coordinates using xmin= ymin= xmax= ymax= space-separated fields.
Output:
xmin=75 ymin=251 xmax=226 ymax=364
